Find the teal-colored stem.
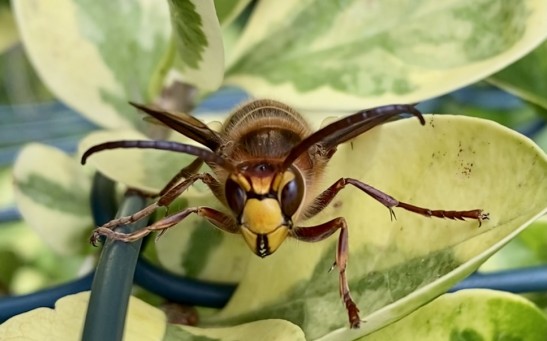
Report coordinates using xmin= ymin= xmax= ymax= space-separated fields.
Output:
xmin=82 ymin=194 xmax=148 ymax=341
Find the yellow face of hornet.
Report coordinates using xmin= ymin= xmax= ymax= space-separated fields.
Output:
xmin=224 ymin=165 xmax=305 ymax=258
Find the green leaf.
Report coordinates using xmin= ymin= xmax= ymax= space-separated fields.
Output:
xmin=12 ymin=143 xmax=93 ymax=255
xmin=488 ymin=40 xmax=547 ymax=110
xmin=12 ymin=0 xmax=171 ymax=129
xmin=362 ymin=290 xmax=547 ymax=341
xmin=0 ymin=292 xmax=167 ymax=340
xmin=205 ymin=115 xmax=547 ymax=339
xmin=226 ymin=0 xmax=547 ymax=110
xmin=169 ymin=0 xmax=224 ymax=91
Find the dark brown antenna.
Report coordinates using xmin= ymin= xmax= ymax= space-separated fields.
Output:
xmin=281 ymin=104 xmax=425 ymax=170
xmin=81 ymin=140 xmax=236 ymax=172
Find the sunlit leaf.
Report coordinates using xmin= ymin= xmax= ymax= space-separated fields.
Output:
xmin=169 ymin=0 xmax=224 ymax=91
xmin=0 ymin=291 xmax=307 ymax=341
xmin=12 ymin=144 xmax=93 ymax=255
xmin=488 ymin=40 xmax=547 ymax=110
xmin=0 ymin=292 xmax=167 ymax=340
xmin=204 ymin=115 xmax=547 ymax=339
xmin=12 ymin=0 xmax=171 ymax=129
xmin=226 ymin=0 xmax=547 ymax=111
xmin=362 ymin=290 xmax=547 ymax=341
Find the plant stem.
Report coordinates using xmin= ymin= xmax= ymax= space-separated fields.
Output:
xmin=82 ymin=194 xmax=148 ymax=341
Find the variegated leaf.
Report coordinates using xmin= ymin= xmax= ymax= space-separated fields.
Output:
xmin=168 ymin=0 xmax=224 ymax=91
xmin=226 ymin=0 xmax=547 ymax=111
xmin=12 ymin=0 xmax=171 ymax=129
xmin=362 ymin=290 xmax=547 ymax=341
xmin=12 ymin=144 xmax=93 ymax=255
xmin=0 ymin=292 xmax=306 ymax=341
xmin=0 ymin=292 xmax=167 ymax=340
xmin=204 ymin=115 xmax=547 ymax=339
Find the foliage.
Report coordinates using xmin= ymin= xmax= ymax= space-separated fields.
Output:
xmin=1 ymin=290 xmax=545 ymax=340
xmin=1 ymin=0 xmax=547 ymax=340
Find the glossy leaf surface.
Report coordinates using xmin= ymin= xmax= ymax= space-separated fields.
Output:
xmin=226 ymin=0 xmax=547 ymax=110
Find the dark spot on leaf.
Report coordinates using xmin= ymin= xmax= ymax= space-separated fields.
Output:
xmin=461 ymin=162 xmax=474 ymax=178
